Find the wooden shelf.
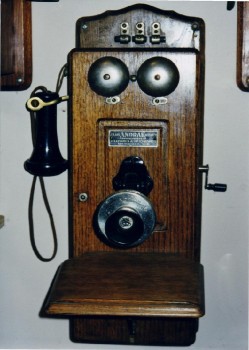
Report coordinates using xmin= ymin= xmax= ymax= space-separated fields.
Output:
xmin=43 ymin=252 xmax=204 ymax=318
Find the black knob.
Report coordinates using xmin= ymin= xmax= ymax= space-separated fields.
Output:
xmin=206 ymin=183 xmax=227 ymax=192
xmin=113 ymin=156 xmax=154 ymax=196
xmin=88 ymin=56 xmax=129 ymax=97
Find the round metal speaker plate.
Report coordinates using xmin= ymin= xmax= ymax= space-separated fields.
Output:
xmin=94 ymin=190 xmax=156 ymax=248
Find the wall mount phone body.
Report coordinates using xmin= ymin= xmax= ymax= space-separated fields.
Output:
xmin=24 ymin=3 xmax=225 ymax=346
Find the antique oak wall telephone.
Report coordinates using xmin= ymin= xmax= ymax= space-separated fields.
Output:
xmin=25 ymin=4 xmax=227 ymax=346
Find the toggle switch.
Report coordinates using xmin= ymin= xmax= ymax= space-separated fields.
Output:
xmin=132 ymin=22 xmax=147 ymax=44
xmin=114 ymin=22 xmax=131 ymax=44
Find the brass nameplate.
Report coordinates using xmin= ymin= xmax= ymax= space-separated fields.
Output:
xmin=108 ymin=129 xmax=159 ymax=147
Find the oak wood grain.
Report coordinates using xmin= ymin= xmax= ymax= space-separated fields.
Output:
xmin=68 ymin=49 xmax=203 ymax=260
xmin=70 ymin=316 xmax=199 ymax=345
xmin=76 ymin=4 xmax=203 ymax=52
xmin=44 ymin=252 xmax=204 ymax=318
xmin=1 ymin=0 xmax=32 ymax=90
xmin=44 ymin=4 xmax=205 ymax=345
xmin=237 ymin=2 xmax=249 ymax=91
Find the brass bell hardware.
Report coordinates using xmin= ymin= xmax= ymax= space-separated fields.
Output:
xmin=26 ymin=95 xmax=69 ymax=112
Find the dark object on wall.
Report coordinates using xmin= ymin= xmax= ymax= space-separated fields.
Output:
xmin=1 ymin=0 xmax=32 ymax=90
xmin=28 ymin=1 xmax=59 ymax=2
xmin=237 ymin=2 xmax=249 ymax=91
xmin=227 ymin=2 xmax=235 ymax=11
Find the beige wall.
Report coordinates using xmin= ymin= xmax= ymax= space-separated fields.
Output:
xmin=0 ymin=1 xmax=248 ymax=349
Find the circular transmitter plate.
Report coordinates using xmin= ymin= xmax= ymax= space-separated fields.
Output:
xmin=94 ymin=190 xmax=156 ymax=248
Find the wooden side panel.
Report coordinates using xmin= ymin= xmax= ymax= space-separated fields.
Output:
xmin=1 ymin=0 xmax=32 ymax=90
xmin=237 ymin=2 xmax=249 ymax=91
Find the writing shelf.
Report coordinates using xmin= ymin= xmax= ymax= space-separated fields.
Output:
xmin=43 ymin=252 xmax=204 ymax=318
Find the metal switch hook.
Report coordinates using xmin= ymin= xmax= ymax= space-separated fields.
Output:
xmin=199 ymin=165 xmax=227 ymax=192
xmin=26 ymin=95 xmax=69 ymax=112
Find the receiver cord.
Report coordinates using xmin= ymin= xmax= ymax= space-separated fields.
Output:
xmin=28 ymin=64 xmax=68 ymax=261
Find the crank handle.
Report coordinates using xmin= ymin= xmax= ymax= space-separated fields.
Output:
xmin=199 ymin=165 xmax=227 ymax=192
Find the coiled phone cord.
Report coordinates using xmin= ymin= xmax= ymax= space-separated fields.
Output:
xmin=28 ymin=64 xmax=68 ymax=262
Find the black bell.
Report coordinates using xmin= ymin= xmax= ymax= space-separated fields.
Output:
xmin=88 ymin=56 xmax=130 ymax=97
xmin=137 ymin=56 xmax=180 ymax=97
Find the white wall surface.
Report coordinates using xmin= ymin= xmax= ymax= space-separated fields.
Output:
xmin=0 ymin=1 xmax=248 ymax=349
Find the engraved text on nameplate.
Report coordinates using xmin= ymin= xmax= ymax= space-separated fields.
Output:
xmin=108 ymin=129 xmax=159 ymax=147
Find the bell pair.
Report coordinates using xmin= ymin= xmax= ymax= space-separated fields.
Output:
xmin=88 ymin=56 xmax=180 ymax=98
